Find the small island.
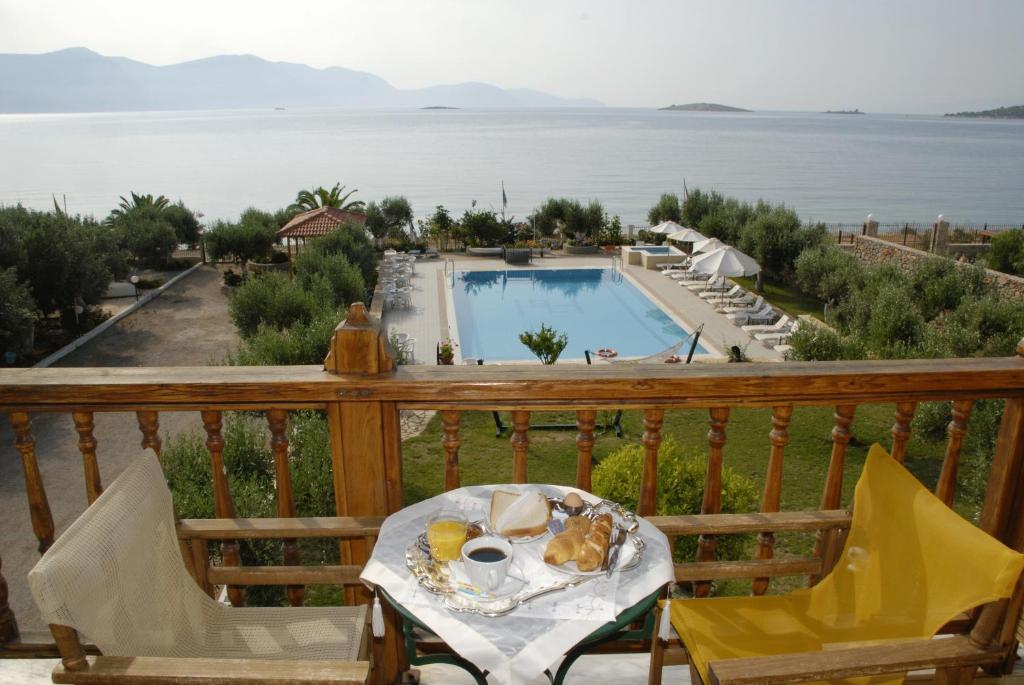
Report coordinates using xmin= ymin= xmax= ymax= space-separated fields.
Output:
xmin=659 ymin=102 xmax=751 ymax=112
xmin=420 ymin=106 xmax=460 ymax=110
xmin=945 ymin=105 xmax=1024 ymax=119
xmin=824 ymin=109 xmax=864 ymax=115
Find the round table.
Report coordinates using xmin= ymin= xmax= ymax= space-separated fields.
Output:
xmin=359 ymin=484 xmax=674 ymax=685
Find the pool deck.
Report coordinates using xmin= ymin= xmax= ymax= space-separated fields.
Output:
xmin=381 ymin=253 xmax=782 ymax=364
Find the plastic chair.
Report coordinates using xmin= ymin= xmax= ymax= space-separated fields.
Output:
xmin=28 ymin=452 xmax=368 ymax=684
xmin=656 ymin=444 xmax=1024 ymax=685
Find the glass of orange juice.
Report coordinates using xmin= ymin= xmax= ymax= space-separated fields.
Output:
xmin=426 ymin=510 xmax=468 ymax=562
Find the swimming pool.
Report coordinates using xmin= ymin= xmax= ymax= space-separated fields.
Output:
xmin=630 ymin=246 xmax=674 ymax=254
xmin=449 ymin=268 xmax=707 ymax=362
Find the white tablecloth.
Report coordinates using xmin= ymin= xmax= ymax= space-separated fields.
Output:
xmin=360 ymin=484 xmax=674 ymax=685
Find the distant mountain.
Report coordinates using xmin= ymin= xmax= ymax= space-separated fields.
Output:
xmin=658 ymin=102 xmax=750 ymax=112
xmin=0 ymin=47 xmax=604 ymax=113
xmin=823 ymin=109 xmax=864 ymax=115
xmin=945 ymin=105 xmax=1024 ymax=119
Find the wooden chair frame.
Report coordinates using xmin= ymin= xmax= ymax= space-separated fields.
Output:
xmin=43 ymin=515 xmax=384 ymax=685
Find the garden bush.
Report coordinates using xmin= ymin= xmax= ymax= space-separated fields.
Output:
xmin=0 ymin=267 xmax=36 ymax=354
xmin=294 ymin=250 xmax=366 ymax=308
xmin=204 ymin=216 xmax=277 ymax=270
xmin=986 ymin=229 xmax=1024 ymax=276
xmin=231 ymin=308 xmax=343 ymax=366
xmin=681 ymin=188 xmax=725 ymax=228
xmin=302 ymin=226 xmax=377 ymax=290
xmin=647 ymin=193 xmax=682 ymax=226
xmin=697 ymin=197 xmax=754 ymax=245
xmin=793 ymin=246 xmax=865 ymax=303
xmin=592 ymin=437 xmax=758 ymax=566
xmin=908 ymin=258 xmax=985 ymax=321
xmin=738 ymin=206 xmax=825 ymax=280
xmin=163 ymin=202 xmax=203 ymax=245
xmin=788 ymin=325 xmax=865 ymax=361
xmin=229 ymin=273 xmax=325 ymax=338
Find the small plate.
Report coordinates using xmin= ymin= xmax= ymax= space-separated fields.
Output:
xmin=449 ymin=574 xmax=527 ymax=603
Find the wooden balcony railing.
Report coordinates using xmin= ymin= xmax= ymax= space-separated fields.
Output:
xmin=4 ymin=303 xmax=1024 ymax=683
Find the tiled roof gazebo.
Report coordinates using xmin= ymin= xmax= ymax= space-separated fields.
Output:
xmin=277 ymin=207 xmax=369 ymax=268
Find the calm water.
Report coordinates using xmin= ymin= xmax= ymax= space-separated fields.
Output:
xmin=450 ymin=268 xmax=707 ymax=362
xmin=0 ymin=108 xmax=1022 ymax=226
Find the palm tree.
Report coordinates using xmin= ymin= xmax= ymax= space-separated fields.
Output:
xmin=288 ymin=183 xmax=365 ymax=212
xmin=106 ymin=192 xmax=170 ymax=223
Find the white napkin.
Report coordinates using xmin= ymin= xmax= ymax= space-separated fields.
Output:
xmin=493 ymin=487 xmax=544 ymax=533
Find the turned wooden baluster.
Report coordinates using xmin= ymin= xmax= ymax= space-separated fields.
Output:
xmin=935 ymin=400 xmax=975 ymax=507
xmin=0 ymin=555 xmax=17 ymax=644
xmin=201 ymin=410 xmax=245 ymax=606
xmin=639 ymin=409 xmax=665 ymax=516
xmin=441 ymin=410 xmax=462 ymax=491
xmin=575 ymin=410 xmax=597 ymax=492
xmin=754 ymin=405 xmax=793 ymax=596
xmin=10 ymin=412 xmax=55 ymax=554
xmin=695 ymin=407 xmax=730 ymax=598
xmin=136 ymin=410 xmax=162 ymax=456
xmin=890 ymin=401 xmax=917 ymax=464
xmin=72 ymin=411 xmax=103 ymax=504
xmin=811 ymin=404 xmax=856 ymax=585
xmin=510 ymin=410 xmax=530 ymax=483
xmin=267 ymin=409 xmax=303 ymax=606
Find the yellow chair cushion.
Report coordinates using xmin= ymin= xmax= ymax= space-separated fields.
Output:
xmin=669 ymin=444 xmax=1024 ymax=685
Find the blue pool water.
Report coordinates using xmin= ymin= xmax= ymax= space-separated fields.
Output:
xmin=630 ymin=246 xmax=676 ymax=254
xmin=450 ymin=268 xmax=707 ymax=362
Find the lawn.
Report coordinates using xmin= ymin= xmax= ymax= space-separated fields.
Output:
xmin=402 ymin=403 xmax=956 ymax=594
xmin=733 ymin=277 xmax=825 ymax=320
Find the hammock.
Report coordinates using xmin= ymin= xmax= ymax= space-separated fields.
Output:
xmin=600 ymin=338 xmax=688 ymax=364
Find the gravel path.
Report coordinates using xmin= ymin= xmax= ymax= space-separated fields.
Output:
xmin=0 ymin=265 xmax=239 ymax=634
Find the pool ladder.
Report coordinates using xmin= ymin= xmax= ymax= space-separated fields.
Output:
xmin=611 ymin=254 xmax=622 ymax=272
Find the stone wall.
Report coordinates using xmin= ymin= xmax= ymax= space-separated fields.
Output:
xmin=851 ymin=235 xmax=1024 ymax=300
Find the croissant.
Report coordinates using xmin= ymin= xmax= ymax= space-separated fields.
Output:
xmin=543 ymin=529 xmax=584 ymax=565
xmin=576 ymin=514 xmax=613 ymax=571
xmin=564 ymin=516 xmax=591 ymax=536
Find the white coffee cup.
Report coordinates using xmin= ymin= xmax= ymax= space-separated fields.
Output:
xmin=460 ymin=536 xmax=513 ymax=592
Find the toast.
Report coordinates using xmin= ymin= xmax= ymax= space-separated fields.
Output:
xmin=490 ymin=489 xmax=551 ymax=538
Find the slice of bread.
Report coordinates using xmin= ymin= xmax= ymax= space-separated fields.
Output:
xmin=490 ymin=489 xmax=551 ymax=538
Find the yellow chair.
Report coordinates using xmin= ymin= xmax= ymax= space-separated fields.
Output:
xmin=667 ymin=444 xmax=1024 ymax=685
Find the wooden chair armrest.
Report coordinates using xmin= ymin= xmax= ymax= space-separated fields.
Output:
xmin=707 ymin=635 xmax=1003 ymax=685
xmin=177 ymin=516 xmax=383 ymax=540
xmin=53 ymin=656 xmax=368 ymax=684
xmin=649 ymin=510 xmax=851 ymax=537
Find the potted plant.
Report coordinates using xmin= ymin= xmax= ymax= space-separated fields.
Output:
xmin=437 ymin=339 xmax=457 ymax=365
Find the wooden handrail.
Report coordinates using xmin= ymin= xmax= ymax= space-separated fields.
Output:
xmin=4 ymin=356 xmax=1024 ymax=410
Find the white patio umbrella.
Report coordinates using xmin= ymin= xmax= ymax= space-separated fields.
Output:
xmin=689 ymin=246 xmax=761 ymax=277
xmin=692 ymin=237 xmax=727 ymax=254
xmin=666 ymin=227 xmax=706 ymax=243
xmin=648 ymin=220 xmax=685 ymax=235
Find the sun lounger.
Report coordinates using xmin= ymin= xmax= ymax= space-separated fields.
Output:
xmin=700 ymin=284 xmax=743 ymax=300
xmin=742 ymin=315 xmax=792 ymax=334
xmin=726 ymin=304 xmax=774 ymax=325
xmin=669 ymin=270 xmax=707 ymax=282
xmin=687 ymin=276 xmax=730 ymax=292
xmin=676 ymin=275 xmax=713 ymax=287
xmin=774 ymin=343 xmax=793 ymax=358
xmin=719 ymin=296 xmax=764 ymax=314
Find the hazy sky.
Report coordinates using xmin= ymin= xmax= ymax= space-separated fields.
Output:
xmin=1 ymin=0 xmax=1021 ymax=113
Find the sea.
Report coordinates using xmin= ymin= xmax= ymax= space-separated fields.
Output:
xmin=0 ymin=107 xmax=1022 ymax=228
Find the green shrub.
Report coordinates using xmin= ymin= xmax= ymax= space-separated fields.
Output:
xmin=793 ymin=247 xmax=865 ymax=303
xmin=697 ymin=197 xmax=754 ymax=245
xmin=231 ymin=309 xmax=343 ymax=366
xmin=162 ymin=412 xmax=340 ymax=606
xmin=593 ymin=438 xmax=758 ymax=566
xmin=908 ymin=258 xmax=985 ymax=320
xmin=204 ymin=217 xmax=277 ymax=269
xmin=519 ymin=323 xmax=568 ymax=364
xmin=294 ymin=248 xmax=366 ymax=307
xmin=681 ymin=188 xmax=725 ymax=228
xmin=459 ymin=208 xmax=506 ymax=247
xmin=163 ymin=202 xmax=203 ymax=245
xmin=0 ymin=267 xmax=36 ymax=353
xmin=945 ymin=296 xmax=1024 ymax=357
xmin=788 ymin=326 xmax=865 ymax=361
xmin=865 ymin=284 xmax=925 ymax=356
xmin=229 ymin=273 xmax=324 ymax=338
xmin=986 ymin=229 xmax=1024 ymax=275
xmin=738 ymin=205 xmax=822 ymax=280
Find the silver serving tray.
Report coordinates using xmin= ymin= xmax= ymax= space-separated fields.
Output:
xmin=405 ymin=497 xmax=645 ymax=617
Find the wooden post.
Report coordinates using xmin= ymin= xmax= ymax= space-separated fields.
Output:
xmin=890 ymin=401 xmax=917 ymax=464
xmin=72 ymin=411 xmax=103 ymax=504
xmin=575 ymin=410 xmax=597 ymax=492
xmin=510 ymin=411 xmax=530 ymax=483
xmin=812 ymin=404 xmax=856 ymax=584
xmin=695 ymin=406 xmax=729 ymax=598
xmin=0 ymin=555 xmax=17 ymax=645
xmin=136 ymin=410 xmax=162 ymax=456
xmin=441 ymin=410 xmax=461 ymax=491
xmin=267 ymin=409 xmax=303 ymax=607
xmin=49 ymin=624 xmax=88 ymax=672
xmin=10 ymin=412 xmax=55 ymax=553
xmin=754 ymin=405 xmax=792 ymax=596
xmin=324 ymin=303 xmax=404 ymax=684
xmin=639 ymin=409 xmax=665 ymax=516
xmin=936 ymin=400 xmax=974 ymax=506
xmin=201 ymin=410 xmax=245 ymax=607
